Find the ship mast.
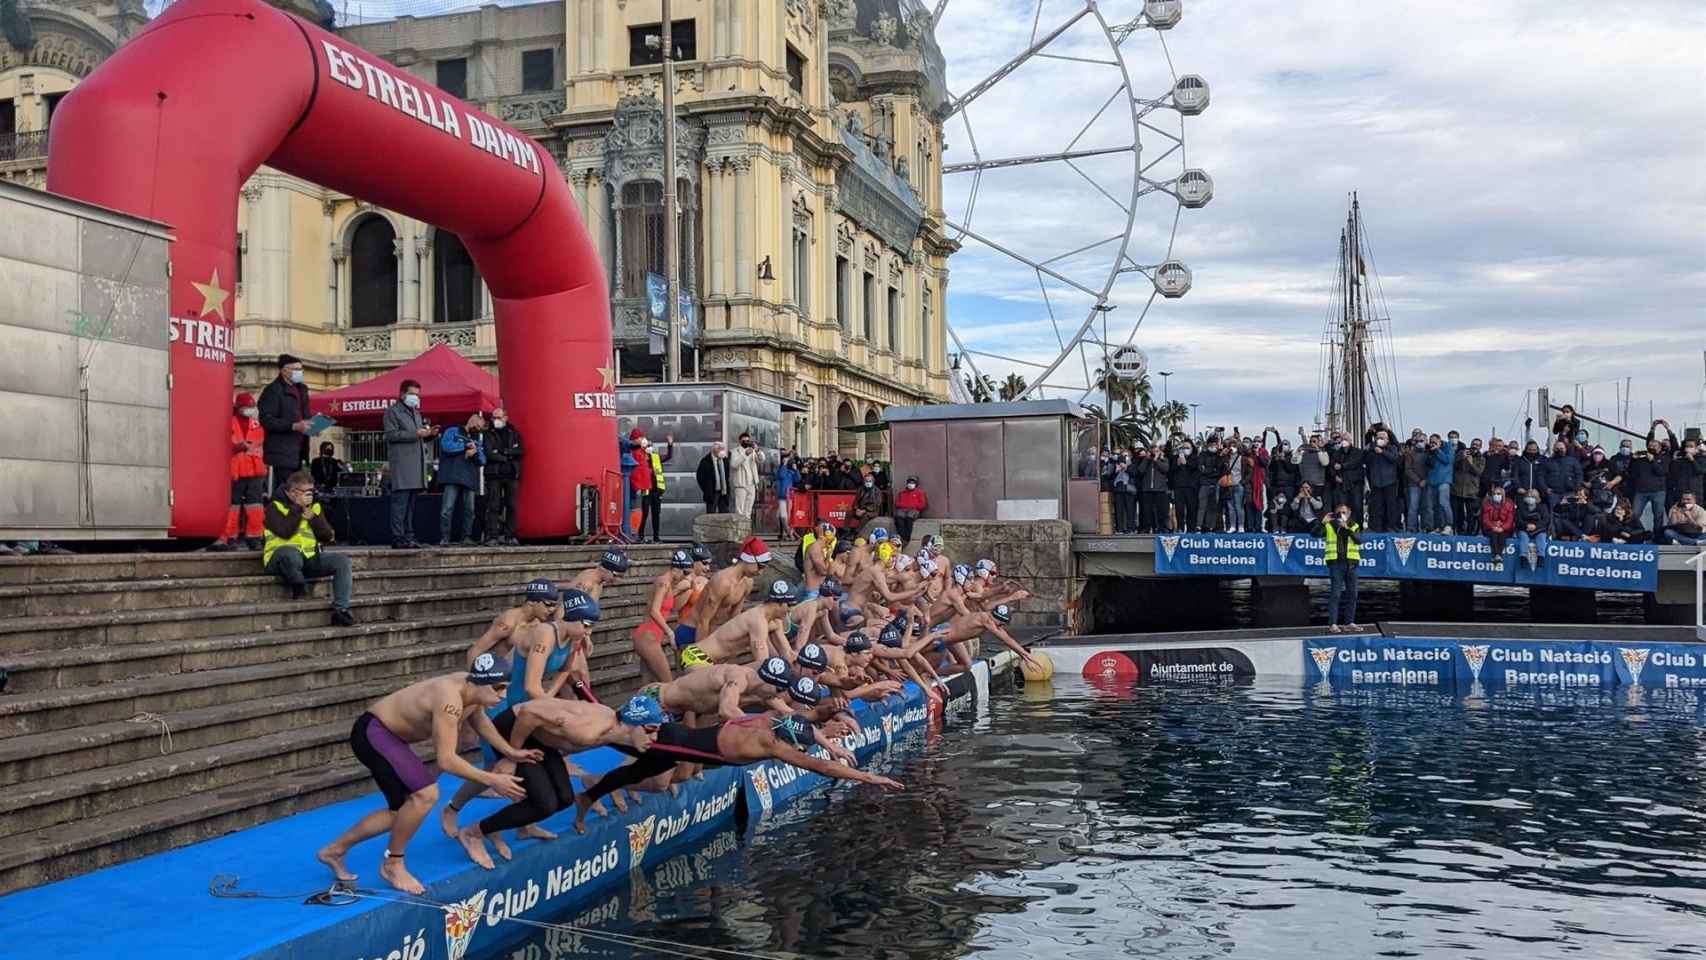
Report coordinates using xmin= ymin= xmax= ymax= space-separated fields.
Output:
xmin=1345 ymin=192 xmax=1370 ymax=441
xmin=1320 ymin=192 xmax=1399 ymax=440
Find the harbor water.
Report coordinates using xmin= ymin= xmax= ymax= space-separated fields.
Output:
xmin=477 ymin=675 xmax=1706 ymax=959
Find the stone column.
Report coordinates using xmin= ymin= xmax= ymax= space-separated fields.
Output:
xmin=391 ymin=235 xmax=406 ymax=324
xmin=401 ymin=227 xmax=422 ymax=324
xmin=733 ymin=156 xmax=753 ymax=298
xmin=322 ymin=200 xmax=338 ymax=328
xmin=706 ymin=161 xmax=725 ymax=298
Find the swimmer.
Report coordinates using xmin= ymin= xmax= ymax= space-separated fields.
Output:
xmin=464 ymin=577 xmax=560 ymax=667
xmin=646 ymin=657 xmax=796 ymax=724
xmin=679 ymin=579 xmax=798 ymax=669
xmin=633 ymin=549 xmax=695 ymax=684
xmin=677 ymin=536 xmax=770 ymax=651
xmin=449 ymin=696 xmax=660 ymax=869
xmin=935 ymin=603 xmax=1040 ymax=674
xmin=793 ymin=641 xmax=903 ymax=702
xmin=799 ymin=520 xmax=838 ymax=597
xmin=774 ymin=588 xmax=843 ymax=655
xmin=563 ymin=547 xmax=628 ymax=602
xmin=573 ymin=684 xmax=898 ymax=832
xmin=922 ymin=564 xmax=977 ymax=632
xmin=512 ymin=587 xmax=601 ymax=706
xmin=316 ymin=655 xmax=532 ymax=896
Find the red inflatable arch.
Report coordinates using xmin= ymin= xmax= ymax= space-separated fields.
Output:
xmin=46 ymin=0 xmax=612 ymax=538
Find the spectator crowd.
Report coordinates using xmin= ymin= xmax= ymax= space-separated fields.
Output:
xmin=1099 ymin=405 xmax=1706 ymax=557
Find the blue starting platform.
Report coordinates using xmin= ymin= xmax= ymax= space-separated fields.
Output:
xmin=0 ymin=658 xmax=1007 ymax=960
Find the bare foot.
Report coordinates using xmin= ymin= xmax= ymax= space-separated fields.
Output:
xmin=457 ymin=828 xmax=495 ymax=870
xmin=380 ymin=856 xmax=426 ymax=895
xmin=610 ymin=790 xmax=629 ymax=815
xmin=519 ymin=824 xmax=557 ymax=841
xmin=316 ymin=845 xmax=356 ymax=883
xmin=439 ymin=805 xmax=460 ymax=839
xmin=490 ymin=833 xmax=513 ymax=862
xmin=573 ymin=793 xmax=594 ymax=834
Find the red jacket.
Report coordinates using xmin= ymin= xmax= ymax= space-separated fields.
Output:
xmin=631 ymin=457 xmax=653 ymax=493
xmin=1480 ymin=496 xmax=1515 ymax=534
xmin=230 ymin=415 xmax=266 ymax=479
xmin=895 ymin=487 xmax=928 ymax=513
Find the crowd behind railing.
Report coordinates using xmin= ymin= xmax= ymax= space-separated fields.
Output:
xmin=1094 ymin=405 xmax=1706 ymax=555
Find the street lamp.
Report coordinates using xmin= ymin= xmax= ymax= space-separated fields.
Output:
xmin=1189 ymin=402 xmax=1199 ymax=437
xmin=1157 ymin=370 xmax=1172 ymax=404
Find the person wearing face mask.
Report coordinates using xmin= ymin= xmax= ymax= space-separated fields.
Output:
xmin=1512 ymin=487 xmax=1553 ymax=570
xmin=1661 ymin=492 xmax=1706 ymax=546
xmin=437 ymin=413 xmax=486 ymax=547
xmin=1400 ymin=431 xmax=1430 ymax=532
xmin=211 ymin=392 xmax=270 ymax=551
xmin=1451 ymin=438 xmax=1485 ymax=536
xmin=1480 ymin=483 xmax=1516 ymax=560
xmin=1318 ymin=504 xmax=1362 ymax=633
xmin=1294 ymin=429 xmax=1330 ymax=501
xmin=258 ymin=353 xmax=313 ymax=493
xmin=851 ymin=469 xmax=883 ymax=532
xmin=696 ymin=441 xmax=731 ymax=515
xmin=1136 ymin=445 xmax=1173 ymax=533
xmin=1657 ymin=419 xmax=1706 ymax=511
xmin=1582 ymin=446 xmax=1622 ymax=513
xmin=1611 ymin=438 xmax=1634 ymax=475
xmin=1194 ymin=438 xmax=1228 ymax=531
xmin=383 ymin=379 xmax=436 ymax=548
xmin=1536 ymin=439 xmax=1583 ymax=511
xmin=1511 ymin=440 xmax=1545 ymax=504
xmin=1626 ymin=423 xmax=1671 ymax=534
xmin=1328 ymin=432 xmax=1366 ymax=526
xmin=1363 ymin=429 xmax=1402 ymax=532
xmin=1169 ymin=438 xmax=1200 ymax=532
xmin=1550 ymin=405 xmax=1582 ymax=448
xmin=777 ymin=455 xmax=803 ymax=542
xmin=1481 ymin=437 xmax=1512 ymax=499
xmin=727 ymin=432 xmax=761 ymax=521
xmin=481 ymin=407 xmax=523 ymax=546
xmin=1427 ymin=433 xmax=1458 ymax=533
xmin=1268 ymin=437 xmax=1300 ymax=507
xmin=1289 ymin=482 xmax=1325 ymax=532
xmin=894 ymin=476 xmax=928 ymax=546
xmin=311 ymin=440 xmax=344 ymax=494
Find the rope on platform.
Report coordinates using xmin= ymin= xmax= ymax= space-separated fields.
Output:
xmin=342 ymin=887 xmax=795 ymax=960
xmin=210 ymin=873 xmax=358 ymax=906
xmin=126 ymin=712 xmax=174 ymax=755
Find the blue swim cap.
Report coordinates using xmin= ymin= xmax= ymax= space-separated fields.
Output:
xmin=993 ymin=604 xmax=1013 ymax=624
xmin=797 ymin=643 xmax=829 ymax=672
xmin=771 ymin=713 xmax=815 ymax=749
xmin=819 ymin=577 xmax=843 ymax=598
xmin=879 ymin=623 xmax=904 ymax=648
xmin=691 ymin=542 xmax=713 ymax=563
xmin=670 ymin=549 xmax=693 ymax=569
xmin=844 ymin=631 xmax=872 ymax=654
xmin=468 ymin=652 xmax=511 ymax=686
xmin=757 ymin=656 xmax=795 ymax=690
xmin=788 ymin=675 xmax=826 ymax=706
xmin=600 ymin=549 xmax=630 ymax=573
xmin=560 ymin=589 xmax=601 ymax=623
xmin=871 ymin=526 xmax=890 ymax=541
xmin=525 ymin=578 xmax=559 ymax=603
xmin=618 ymin=695 xmax=665 ymax=726
xmin=766 ymin=580 xmax=800 ymax=605
xmin=952 ymin=564 xmax=971 ymax=585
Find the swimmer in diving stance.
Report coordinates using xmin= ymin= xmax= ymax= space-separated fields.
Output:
xmin=316 ymin=655 xmax=535 ymax=895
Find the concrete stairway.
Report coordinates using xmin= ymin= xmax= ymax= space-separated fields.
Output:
xmin=0 ymin=544 xmax=677 ymax=894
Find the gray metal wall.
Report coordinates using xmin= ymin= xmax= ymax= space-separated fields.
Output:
xmin=0 ymin=185 xmax=172 ymax=539
xmin=616 ymin=383 xmax=783 ymax=539
xmin=893 ymin=415 xmax=1068 ymax=519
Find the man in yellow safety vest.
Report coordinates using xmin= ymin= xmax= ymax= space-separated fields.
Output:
xmin=1320 ymin=503 xmax=1361 ymax=634
xmin=264 ymin=469 xmax=356 ymax=626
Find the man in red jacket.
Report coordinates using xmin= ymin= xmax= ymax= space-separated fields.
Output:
xmin=894 ymin=476 xmax=928 ymax=547
xmin=211 ymin=392 xmax=269 ymax=551
xmin=1480 ymin=487 xmax=1517 ymax=562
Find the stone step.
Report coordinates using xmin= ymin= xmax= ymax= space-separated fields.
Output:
xmin=0 ymin=593 xmax=651 ymax=693
xmin=0 ymin=613 xmax=654 ymax=737
xmin=0 ymin=557 xmax=673 ymax=618
xmin=0 ymin=544 xmax=673 ymax=588
xmin=0 ymin=658 xmax=652 ymax=894
xmin=0 ymin=639 xmax=652 ymax=787
xmin=0 ymin=575 xmax=657 ymax=656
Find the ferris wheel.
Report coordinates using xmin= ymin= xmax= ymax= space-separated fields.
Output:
xmin=933 ymin=0 xmax=1210 ymax=404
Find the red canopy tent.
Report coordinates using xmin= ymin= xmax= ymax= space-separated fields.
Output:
xmin=311 ymin=344 xmax=502 ymax=429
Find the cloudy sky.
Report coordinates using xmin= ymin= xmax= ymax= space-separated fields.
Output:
xmin=933 ymin=0 xmax=1705 ymax=440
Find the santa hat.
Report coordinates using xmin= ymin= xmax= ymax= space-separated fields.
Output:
xmin=738 ymin=537 xmax=772 ymax=565
xmin=629 ymin=428 xmax=646 ymax=441
xmin=234 ymin=392 xmax=256 ymax=410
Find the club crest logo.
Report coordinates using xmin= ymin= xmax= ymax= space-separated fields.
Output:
xmin=443 ymin=888 xmax=488 ymax=960
xmin=1272 ymin=535 xmax=1294 ymax=563
xmin=1309 ymin=646 xmax=1337 ymax=681
xmin=1618 ymin=647 xmax=1650 ymax=686
xmin=1461 ymin=644 xmax=1489 ymax=682
xmin=1159 ymin=536 xmax=1181 ymax=562
xmin=627 ymin=815 xmax=657 ymax=867
xmin=1392 ymin=537 xmax=1417 ymax=566
xmin=751 ymin=767 xmax=773 ymax=813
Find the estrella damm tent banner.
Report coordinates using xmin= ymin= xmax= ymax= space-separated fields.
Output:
xmin=1510 ymin=541 xmax=1659 ymax=592
xmin=1154 ymin=533 xmax=1268 ymax=575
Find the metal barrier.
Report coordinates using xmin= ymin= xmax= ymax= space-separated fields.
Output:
xmin=1690 ymin=550 xmax=1704 ymax=642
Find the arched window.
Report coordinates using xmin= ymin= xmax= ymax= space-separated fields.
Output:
xmin=837 ymin=401 xmax=859 ymax=459
xmin=619 ymin=181 xmax=664 ymax=298
xmin=432 ymin=230 xmax=480 ymax=325
xmin=864 ymin=407 xmax=887 ymax=461
xmin=349 ymin=216 xmax=397 ymax=328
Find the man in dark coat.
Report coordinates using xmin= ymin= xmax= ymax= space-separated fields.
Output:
xmin=696 ymin=441 xmax=731 ymax=514
xmin=257 ymin=353 xmax=311 ymax=493
xmin=383 ymin=379 xmax=435 ymax=548
xmin=482 ymin=406 xmax=523 ymax=545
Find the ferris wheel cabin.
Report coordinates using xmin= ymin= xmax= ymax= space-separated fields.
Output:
xmin=1172 ymin=75 xmax=1210 ymax=115
xmin=1144 ymin=0 xmax=1183 ymax=30
xmin=1154 ymin=261 xmax=1193 ymax=298
xmin=1177 ymin=169 xmax=1214 ymax=208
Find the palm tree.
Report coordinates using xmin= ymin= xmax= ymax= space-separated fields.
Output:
xmin=998 ymin=372 xmax=1028 ymax=401
xmin=963 ymin=372 xmax=997 ymax=403
xmin=1092 ymin=365 xmax=1153 ymax=420
xmin=1080 ymin=402 xmax=1153 ymax=449
xmin=1148 ymin=399 xmax=1190 ymax=436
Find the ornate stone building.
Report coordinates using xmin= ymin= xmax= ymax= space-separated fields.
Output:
xmin=0 ymin=0 xmax=147 ymax=189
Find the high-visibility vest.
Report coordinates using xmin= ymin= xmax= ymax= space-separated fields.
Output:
xmin=263 ymin=501 xmax=324 ymax=565
xmin=1322 ymin=520 xmax=1361 ymax=562
xmin=649 ymin=449 xmax=667 ymax=491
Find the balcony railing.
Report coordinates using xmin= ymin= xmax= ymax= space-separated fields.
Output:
xmin=0 ymin=130 xmax=49 ymax=164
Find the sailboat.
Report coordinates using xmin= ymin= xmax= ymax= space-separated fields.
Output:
xmin=1319 ymin=192 xmax=1402 ymax=439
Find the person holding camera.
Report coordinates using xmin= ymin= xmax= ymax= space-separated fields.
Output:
xmin=263 ymin=470 xmax=355 ymax=626
xmin=437 ymin=413 xmax=486 ymax=546
xmin=728 ymin=432 xmax=761 ymax=521
xmin=1319 ymin=503 xmax=1362 ymax=634
xmin=383 ymin=379 xmax=437 ymax=548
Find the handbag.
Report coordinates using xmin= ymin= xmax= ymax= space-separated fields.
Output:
xmin=1217 ymin=474 xmax=1234 ymax=489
